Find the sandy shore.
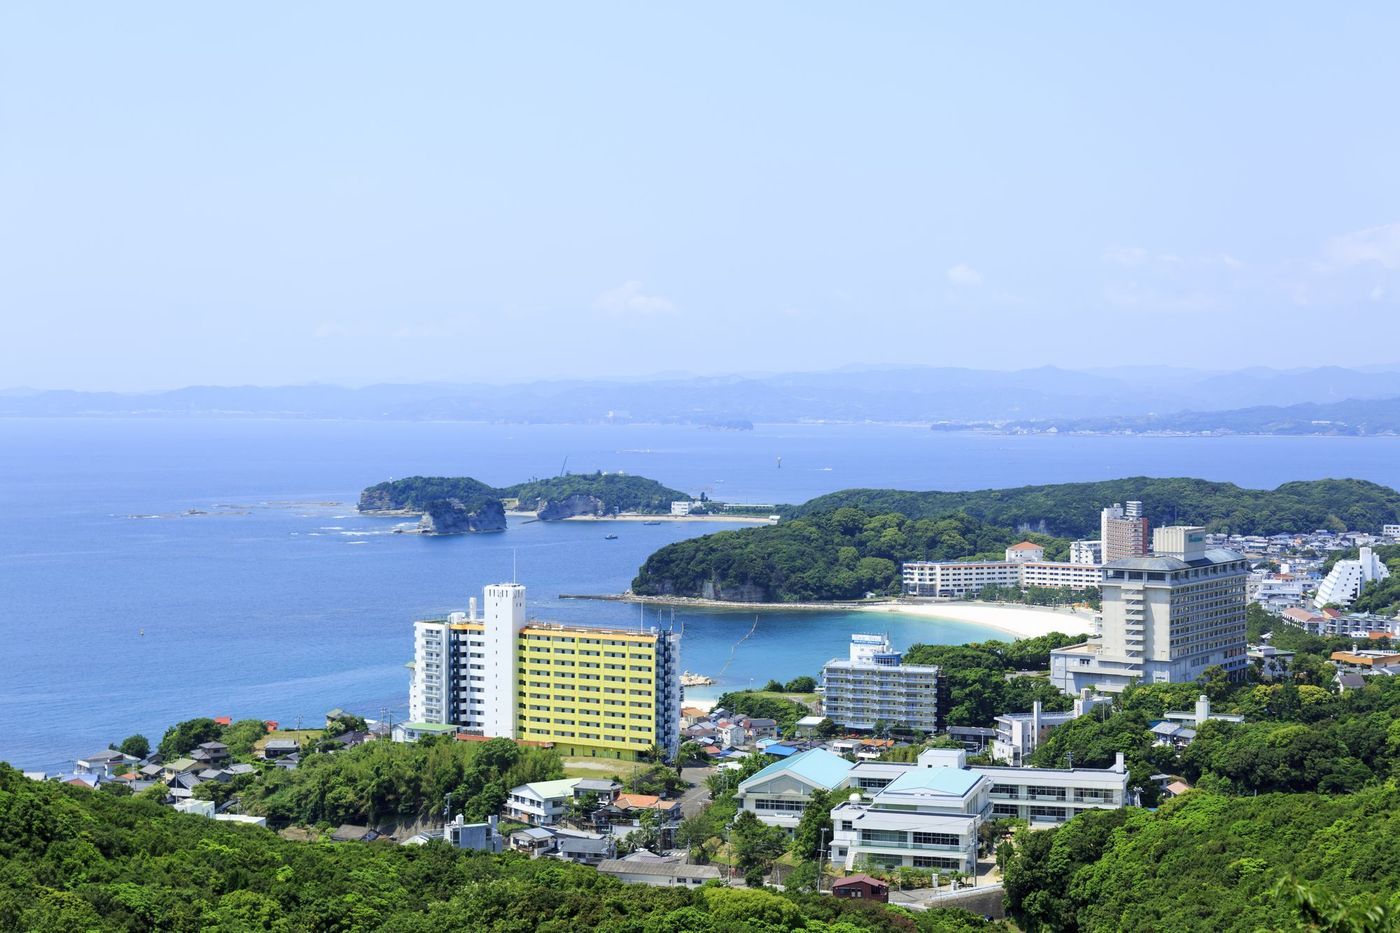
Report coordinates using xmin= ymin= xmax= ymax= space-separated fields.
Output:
xmin=855 ymin=601 xmax=1095 ymax=639
xmin=575 ymin=593 xmax=1095 ymax=640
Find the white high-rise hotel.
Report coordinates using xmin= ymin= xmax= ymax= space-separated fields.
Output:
xmin=1051 ymin=526 xmax=1248 ymax=693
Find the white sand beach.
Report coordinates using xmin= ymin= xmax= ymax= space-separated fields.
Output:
xmin=855 ymin=601 xmax=1095 ymax=640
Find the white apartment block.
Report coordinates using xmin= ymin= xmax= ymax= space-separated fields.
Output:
xmin=1051 ymin=526 xmax=1248 ymax=694
xmin=821 ymin=634 xmax=943 ymax=733
xmin=902 ymin=559 xmax=1102 ymax=597
xmin=1315 ymin=547 xmax=1390 ymax=608
xmin=1070 ymin=540 xmax=1103 ymax=565
xmin=1383 ymin=525 xmax=1400 ymax=539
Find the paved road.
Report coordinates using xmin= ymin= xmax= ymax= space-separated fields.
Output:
xmin=678 ymin=765 xmax=715 ymax=818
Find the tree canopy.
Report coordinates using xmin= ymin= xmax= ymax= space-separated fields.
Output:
xmin=787 ymin=477 xmax=1400 ymax=538
xmin=0 ymin=764 xmax=997 ymax=932
xmin=633 ymin=509 xmax=1065 ymax=602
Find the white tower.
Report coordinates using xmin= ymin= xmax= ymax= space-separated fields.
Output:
xmin=483 ymin=583 xmax=527 ymax=738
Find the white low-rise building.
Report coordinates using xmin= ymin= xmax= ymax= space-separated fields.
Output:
xmin=1070 ymin=540 xmax=1104 ymax=566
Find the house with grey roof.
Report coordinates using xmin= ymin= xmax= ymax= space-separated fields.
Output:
xmin=597 ymin=858 xmax=723 ymax=887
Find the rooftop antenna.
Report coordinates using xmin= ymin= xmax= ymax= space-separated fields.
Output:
xmin=512 ymin=548 xmax=518 ymax=583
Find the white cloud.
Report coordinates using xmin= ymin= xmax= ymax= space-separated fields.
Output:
xmin=1326 ymin=223 xmax=1400 ymax=269
xmin=593 ymin=280 xmax=677 ymax=315
xmin=946 ymin=263 xmax=983 ymax=286
xmin=1102 ymin=246 xmax=1149 ymax=267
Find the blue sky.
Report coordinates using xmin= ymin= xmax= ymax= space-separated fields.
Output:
xmin=3 ymin=3 xmax=1399 ymax=390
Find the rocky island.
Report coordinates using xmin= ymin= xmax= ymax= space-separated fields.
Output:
xmin=358 ymin=472 xmax=691 ymax=535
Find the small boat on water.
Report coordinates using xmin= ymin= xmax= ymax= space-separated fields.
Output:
xmin=604 ymin=533 xmax=618 ymax=540
xmin=642 ymin=520 xmax=661 ymax=525
xmin=680 ymin=670 xmax=714 ymax=686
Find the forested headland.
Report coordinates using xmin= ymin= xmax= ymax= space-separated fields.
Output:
xmin=358 ymin=472 xmax=690 ymax=518
xmin=630 ymin=477 xmax=1400 ymax=602
xmin=786 ymin=477 xmax=1400 ymax=538
xmin=633 ymin=510 xmax=1065 ymax=602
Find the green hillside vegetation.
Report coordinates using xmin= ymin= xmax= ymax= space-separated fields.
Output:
xmin=787 ymin=477 xmax=1400 ymax=538
xmin=902 ymin=634 xmax=1082 ymax=727
xmin=632 ymin=509 xmax=1066 ymax=602
xmin=358 ymin=475 xmax=499 ymax=512
xmin=999 ymin=786 xmax=1400 ymax=932
xmin=359 ymin=472 xmax=689 ymax=515
xmin=501 ymin=473 xmax=689 ymax=514
xmin=239 ymin=735 xmax=563 ymax=828
xmin=0 ymin=765 xmax=993 ymax=933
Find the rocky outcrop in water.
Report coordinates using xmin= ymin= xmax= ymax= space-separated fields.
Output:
xmin=417 ymin=498 xmax=507 ymax=535
xmin=537 ymin=494 xmax=606 ymax=521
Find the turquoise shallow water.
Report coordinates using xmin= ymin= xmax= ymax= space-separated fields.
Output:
xmin=3 ymin=418 xmax=1398 ymax=770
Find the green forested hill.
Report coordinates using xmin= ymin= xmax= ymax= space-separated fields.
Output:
xmin=786 ymin=477 xmax=1400 ymax=538
xmin=632 ymin=509 xmax=1066 ymax=601
xmin=358 ymin=472 xmax=689 ymax=516
xmin=1000 ymin=786 xmax=1400 ymax=932
xmin=501 ymin=473 xmax=688 ymax=514
xmin=0 ymin=765 xmax=989 ymax=932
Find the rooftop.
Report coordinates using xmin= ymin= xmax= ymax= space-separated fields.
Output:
xmin=882 ymin=767 xmax=982 ymax=797
xmin=520 ymin=778 xmax=581 ymax=799
xmin=598 ymin=859 xmax=722 ymax=879
xmin=743 ymin=748 xmax=854 ymax=791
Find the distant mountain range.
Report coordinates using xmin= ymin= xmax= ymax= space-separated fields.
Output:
xmin=6 ymin=365 xmax=1400 ymax=430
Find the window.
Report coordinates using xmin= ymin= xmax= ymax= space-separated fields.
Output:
xmin=912 ymin=831 xmax=960 ymax=848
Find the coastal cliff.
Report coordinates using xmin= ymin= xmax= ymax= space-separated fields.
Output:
xmin=537 ymin=493 xmax=605 ymax=521
xmin=417 ymin=499 xmax=507 ymax=535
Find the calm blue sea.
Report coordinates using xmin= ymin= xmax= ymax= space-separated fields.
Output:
xmin=3 ymin=418 xmax=1399 ymax=771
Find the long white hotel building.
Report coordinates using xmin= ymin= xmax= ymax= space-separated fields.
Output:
xmin=902 ymin=541 xmax=1103 ymax=598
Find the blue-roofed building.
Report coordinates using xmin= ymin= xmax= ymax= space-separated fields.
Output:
xmin=735 ymin=749 xmax=855 ymax=830
xmin=765 ymin=744 xmax=798 ymax=758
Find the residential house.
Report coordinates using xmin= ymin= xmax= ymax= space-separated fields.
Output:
xmin=553 ymin=829 xmax=615 ymax=865
xmin=510 ymin=827 xmax=557 ymax=857
xmin=744 ymin=718 xmax=780 ymax=741
xmin=444 ymin=814 xmax=504 ymax=853
xmin=76 ymin=750 xmax=137 ymax=776
xmin=832 ymin=874 xmax=889 ymax=903
xmin=597 ymin=858 xmax=723 ymax=887
xmin=506 ymin=778 xmax=581 ymax=826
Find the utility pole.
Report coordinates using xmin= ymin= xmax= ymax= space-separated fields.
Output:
xmin=818 ymin=826 xmax=830 ymax=892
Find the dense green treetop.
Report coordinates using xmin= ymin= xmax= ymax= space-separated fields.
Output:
xmin=359 ymin=472 xmax=689 ymax=515
xmin=501 ymin=472 xmax=689 ymax=514
xmin=240 ymin=735 xmax=561 ymax=827
xmin=633 ymin=509 xmax=1066 ymax=601
xmin=1000 ymin=786 xmax=1400 ymax=932
xmin=0 ymin=764 xmax=994 ymax=932
xmin=903 ymin=634 xmax=1082 ymax=727
xmin=786 ymin=477 xmax=1400 ymax=538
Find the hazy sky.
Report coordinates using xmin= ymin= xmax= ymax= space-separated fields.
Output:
xmin=4 ymin=3 xmax=1400 ymax=391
